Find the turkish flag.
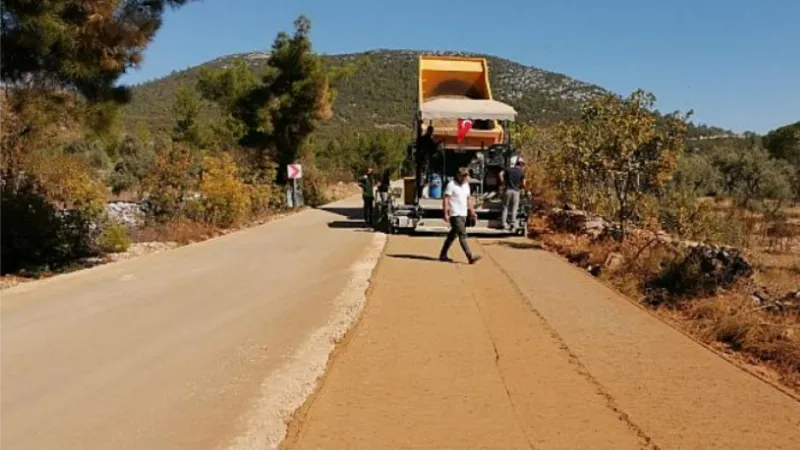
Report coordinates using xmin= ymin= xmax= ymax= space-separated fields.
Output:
xmin=457 ymin=119 xmax=473 ymax=144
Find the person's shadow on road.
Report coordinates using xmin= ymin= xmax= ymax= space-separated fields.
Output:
xmin=326 ymin=220 xmax=372 ymax=230
xmin=320 ymin=206 xmax=363 ymax=220
xmin=386 ymin=254 xmax=439 ymax=261
xmin=386 ymin=254 xmax=470 ymax=264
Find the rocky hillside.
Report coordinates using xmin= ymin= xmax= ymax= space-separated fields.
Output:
xmin=122 ymin=49 xmax=732 ymax=138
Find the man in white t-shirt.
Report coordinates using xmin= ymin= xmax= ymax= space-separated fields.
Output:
xmin=439 ymin=167 xmax=481 ymax=264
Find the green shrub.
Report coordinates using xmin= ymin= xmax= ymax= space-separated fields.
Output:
xmin=97 ymin=222 xmax=131 ymax=253
xmin=248 ymin=182 xmax=281 ymax=216
xmin=299 ymin=164 xmax=330 ymax=207
xmin=1 ymin=173 xmax=101 ymax=274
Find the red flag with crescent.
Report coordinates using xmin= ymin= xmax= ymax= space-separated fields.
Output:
xmin=457 ymin=119 xmax=473 ymax=144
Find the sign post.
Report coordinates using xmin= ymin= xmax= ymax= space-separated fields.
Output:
xmin=286 ymin=163 xmax=303 ymax=208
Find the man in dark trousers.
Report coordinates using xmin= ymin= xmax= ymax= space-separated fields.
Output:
xmin=358 ymin=167 xmax=375 ymax=226
xmin=374 ymin=166 xmax=392 ymax=225
xmin=439 ymin=167 xmax=481 ymax=264
xmin=499 ymin=158 xmax=526 ymax=231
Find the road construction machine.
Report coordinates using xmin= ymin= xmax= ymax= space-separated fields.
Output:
xmin=382 ymin=55 xmax=531 ymax=235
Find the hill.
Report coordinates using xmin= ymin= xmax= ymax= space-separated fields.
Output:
xmin=121 ymin=49 xmax=734 ymax=139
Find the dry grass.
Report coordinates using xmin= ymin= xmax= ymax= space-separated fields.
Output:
xmin=684 ymin=295 xmax=800 ymax=391
xmin=536 ymin=227 xmax=679 ymax=298
xmin=323 ymin=182 xmax=360 ymax=202
xmin=107 ymin=189 xmax=141 ymax=202
xmin=0 ymin=275 xmax=32 ymax=290
xmin=130 ymin=219 xmax=221 ymax=245
xmin=750 ymin=252 xmax=800 ymax=294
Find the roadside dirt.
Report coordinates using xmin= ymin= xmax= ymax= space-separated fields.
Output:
xmin=281 ymin=235 xmax=800 ymax=450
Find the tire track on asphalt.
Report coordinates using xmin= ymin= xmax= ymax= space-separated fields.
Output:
xmin=455 ymin=263 xmax=539 ymax=450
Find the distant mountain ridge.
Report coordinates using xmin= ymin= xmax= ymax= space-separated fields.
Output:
xmin=122 ymin=49 xmax=735 ymax=138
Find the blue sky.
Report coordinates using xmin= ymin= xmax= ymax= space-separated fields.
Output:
xmin=121 ymin=0 xmax=799 ymax=134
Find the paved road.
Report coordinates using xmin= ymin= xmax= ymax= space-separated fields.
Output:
xmin=5 ymin=194 xmax=800 ymax=450
xmin=1 ymin=196 xmax=385 ymax=450
xmin=282 ymin=235 xmax=800 ymax=450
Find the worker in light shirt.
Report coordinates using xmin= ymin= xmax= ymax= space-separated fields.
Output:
xmin=439 ymin=167 xmax=481 ymax=264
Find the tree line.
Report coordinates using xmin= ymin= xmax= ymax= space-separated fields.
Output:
xmin=514 ymin=90 xmax=799 ymax=246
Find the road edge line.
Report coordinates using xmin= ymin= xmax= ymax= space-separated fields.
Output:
xmin=225 ymin=231 xmax=388 ymax=450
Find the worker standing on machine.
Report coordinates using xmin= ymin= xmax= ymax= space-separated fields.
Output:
xmin=358 ymin=167 xmax=376 ymax=227
xmin=439 ymin=167 xmax=481 ymax=264
xmin=415 ymin=125 xmax=442 ymax=198
xmin=499 ymin=158 xmax=526 ymax=231
xmin=377 ymin=166 xmax=392 ymax=203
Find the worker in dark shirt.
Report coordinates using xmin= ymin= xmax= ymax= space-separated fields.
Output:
xmin=417 ymin=125 xmax=438 ymax=150
xmin=377 ymin=166 xmax=392 ymax=204
xmin=499 ymin=158 xmax=526 ymax=231
xmin=415 ymin=125 xmax=441 ymax=199
xmin=358 ymin=167 xmax=375 ymax=226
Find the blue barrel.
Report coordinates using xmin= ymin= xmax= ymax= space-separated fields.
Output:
xmin=429 ymin=173 xmax=443 ymax=199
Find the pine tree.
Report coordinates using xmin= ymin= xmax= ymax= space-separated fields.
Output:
xmin=172 ymin=86 xmax=207 ymax=149
xmin=244 ymin=16 xmax=334 ymax=183
xmin=198 ymin=16 xmax=335 ymax=184
xmin=1 ymin=0 xmax=196 ymax=103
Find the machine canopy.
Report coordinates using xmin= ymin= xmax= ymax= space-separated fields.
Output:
xmin=419 ymin=96 xmax=517 ymax=121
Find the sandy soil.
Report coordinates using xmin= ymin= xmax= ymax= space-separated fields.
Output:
xmin=282 ymin=235 xmax=800 ymax=450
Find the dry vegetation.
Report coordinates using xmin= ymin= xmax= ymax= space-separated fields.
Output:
xmin=1 ymin=10 xmax=381 ymax=287
xmin=515 ymin=92 xmax=799 ymax=393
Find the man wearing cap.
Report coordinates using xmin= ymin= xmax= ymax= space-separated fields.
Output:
xmin=499 ymin=158 xmax=526 ymax=231
xmin=439 ymin=167 xmax=481 ymax=264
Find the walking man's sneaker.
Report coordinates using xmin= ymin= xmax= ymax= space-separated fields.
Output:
xmin=439 ymin=255 xmax=453 ymax=263
xmin=468 ymin=255 xmax=482 ymax=265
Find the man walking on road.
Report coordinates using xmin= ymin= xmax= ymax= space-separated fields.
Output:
xmin=499 ymin=158 xmax=526 ymax=231
xmin=439 ymin=167 xmax=481 ymax=264
xmin=358 ymin=167 xmax=375 ymax=226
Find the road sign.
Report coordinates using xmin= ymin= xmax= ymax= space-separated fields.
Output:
xmin=287 ymin=163 xmax=303 ymax=180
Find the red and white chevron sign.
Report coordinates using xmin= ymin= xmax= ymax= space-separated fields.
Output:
xmin=287 ymin=163 xmax=303 ymax=180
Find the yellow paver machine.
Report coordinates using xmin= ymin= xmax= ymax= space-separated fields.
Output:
xmin=384 ymin=55 xmax=530 ymax=235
